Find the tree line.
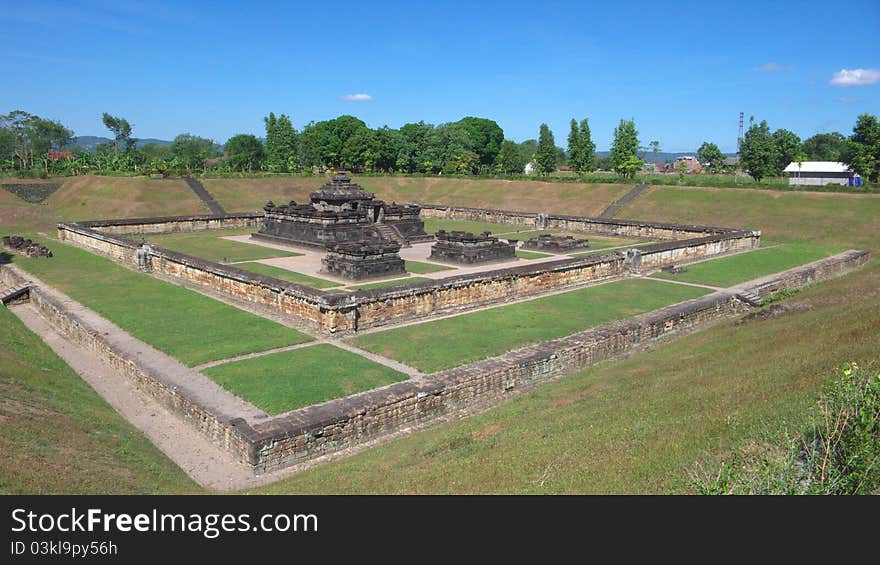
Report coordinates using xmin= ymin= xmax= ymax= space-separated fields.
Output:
xmin=737 ymin=114 xmax=880 ymax=183
xmin=1 ymin=108 xmax=878 ymax=183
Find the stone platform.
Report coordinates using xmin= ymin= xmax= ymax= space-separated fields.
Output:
xmin=321 ymin=241 xmax=406 ymax=281
xmin=429 ymin=230 xmax=516 ymax=264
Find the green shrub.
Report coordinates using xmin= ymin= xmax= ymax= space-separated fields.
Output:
xmin=695 ymin=361 xmax=880 ymax=494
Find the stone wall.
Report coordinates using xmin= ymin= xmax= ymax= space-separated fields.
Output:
xmin=419 ymin=204 xmax=751 ymax=241
xmin=56 ymin=211 xmax=761 ymax=334
xmin=81 ymin=213 xmax=262 ymax=236
xmin=245 ymin=248 xmax=871 ymax=472
xmin=0 ymin=263 xmax=261 ymax=468
xmin=3 ymin=249 xmax=868 ymax=474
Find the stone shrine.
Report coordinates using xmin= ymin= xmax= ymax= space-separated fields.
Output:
xmin=429 ymin=230 xmax=516 ymax=264
xmin=522 ymin=234 xmax=590 ymax=253
xmin=254 ymin=173 xmax=430 ymax=248
xmin=321 ymin=241 xmax=407 ymax=281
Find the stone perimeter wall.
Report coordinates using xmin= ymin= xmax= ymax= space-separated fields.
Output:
xmin=0 ymin=263 xmax=260 ymax=467
xmin=56 ymin=210 xmax=760 ymax=335
xmin=3 ymin=250 xmax=869 ymax=473
xmin=418 ymin=204 xmax=744 ymax=240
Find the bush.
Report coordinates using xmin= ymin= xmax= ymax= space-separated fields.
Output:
xmin=695 ymin=361 xmax=880 ymax=494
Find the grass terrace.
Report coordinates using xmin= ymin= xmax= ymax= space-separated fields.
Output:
xmin=233 ymin=261 xmax=341 ymax=289
xmin=350 ymin=278 xmax=709 ymax=372
xmin=203 ymin=344 xmax=409 ymax=414
xmin=146 ymin=229 xmax=299 ymax=263
xmin=0 ymin=306 xmax=200 ymax=494
xmin=404 ymin=260 xmax=454 ymax=274
xmin=515 ymin=249 xmax=552 ymax=259
xmin=11 ymin=239 xmax=311 ymax=366
xmin=651 ymin=243 xmax=845 ymax=287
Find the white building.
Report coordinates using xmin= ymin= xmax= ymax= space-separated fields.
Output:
xmin=783 ymin=161 xmax=861 ymax=187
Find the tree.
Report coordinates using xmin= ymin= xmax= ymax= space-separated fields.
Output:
xmin=497 ymin=140 xmax=526 ymax=174
xmin=772 ymin=128 xmax=802 ymax=175
xmin=224 ymin=134 xmax=265 ymax=172
xmin=102 ymin=112 xmax=135 ymax=152
xmin=610 ymin=118 xmax=642 ymax=178
xmin=170 ymin=134 xmax=217 ymax=174
xmin=264 ymin=113 xmax=298 ymax=172
xmin=697 ymin=142 xmax=725 ymax=172
xmin=0 ymin=111 xmax=72 ymax=172
xmin=739 ymin=118 xmax=778 ymax=182
xmin=567 ymin=118 xmax=596 ymax=173
xmin=842 ymin=114 xmax=880 ymax=182
xmin=535 ymin=123 xmax=557 ymax=174
xmin=649 ymin=140 xmax=661 ymax=163
xmin=454 ymin=117 xmax=504 ymax=167
xmin=802 ymin=132 xmax=846 ymax=162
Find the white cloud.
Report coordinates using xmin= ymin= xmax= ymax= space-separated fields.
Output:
xmin=753 ymin=63 xmax=789 ymax=72
xmin=341 ymin=93 xmax=373 ymax=101
xmin=830 ymin=68 xmax=880 ymax=87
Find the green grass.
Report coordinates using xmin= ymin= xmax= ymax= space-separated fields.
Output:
xmin=494 ymin=230 xmax=551 ymax=242
xmin=147 ymin=230 xmax=299 ymax=263
xmin=233 ymin=261 xmax=341 ymax=288
xmin=404 ymin=260 xmax=454 ymax=274
xmin=0 ymin=306 xmax=199 ymax=494
xmin=515 ymin=249 xmax=552 ymax=259
xmin=350 ymin=279 xmax=709 ymax=373
xmin=203 ymin=345 xmax=408 ymax=415
xmin=347 ymin=277 xmax=431 ymax=290
xmin=620 ymin=185 xmax=880 ymax=250
xmin=251 ymin=261 xmax=880 ymax=493
xmin=12 ymin=239 xmax=311 ymax=366
xmin=422 ymin=218 xmax=533 ymax=236
xmin=651 ymin=244 xmax=844 ymax=287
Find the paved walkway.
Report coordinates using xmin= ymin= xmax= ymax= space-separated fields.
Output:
xmin=598 ymin=182 xmax=650 ymax=219
xmin=184 ymin=177 xmax=226 ymax=215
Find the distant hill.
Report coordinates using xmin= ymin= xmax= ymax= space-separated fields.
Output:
xmin=66 ymin=136 xmax=173 ymax=152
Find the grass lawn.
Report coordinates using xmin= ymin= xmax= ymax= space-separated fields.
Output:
xmin=12 ymin=239 xmax=311 ymax=366
xmin=651 ymin=243 xmax=844 ymax=287
xmin=0 ymin=306 xmax=199 ymax=494
xmin=350 ymin=279 xmax=708 ymax=373
xmin=146 ymin=230 xmax=299 ymax=263
xmin=515 ymin=249 xmax=552 ymax=259
xmin=422 ymin=218 xmax=533 ymax=236
xmin=250 ymin=260 xmax=880 ymax=494
xmin=233 ymin=261 xmax=341 ymax=288
xmin=347 ymin=277 xmax=431 ymax=290
xmin=203 ymin=344 xmax=408 ymax=414
xmin=404 ymin=260 xmax=454 ymax=274
xmin=620 ymin=185 xmax=880 ymax=250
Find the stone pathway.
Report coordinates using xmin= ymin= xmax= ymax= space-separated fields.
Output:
xmin=598 ymin=182 xmax=650 ymax=219
xmin=184 ymin=177 xmax=226 ymax=215
xmin=10 ymin=302 xmax=259 ymax=491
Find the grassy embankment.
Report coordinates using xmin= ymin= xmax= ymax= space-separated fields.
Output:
xmin=11 ymin=239 xmax=310 ymax=367
xmin=2 ymin=177 xmax=878 ymax=493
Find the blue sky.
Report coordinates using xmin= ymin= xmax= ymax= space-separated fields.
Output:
xmin=2 ymin=0 xmax=878 ymax=152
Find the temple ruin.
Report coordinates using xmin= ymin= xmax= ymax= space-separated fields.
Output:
xmin=321 ymin=241 xmax=406 ymax=281
xmin=253 ymin=173 xmax=430 ymax=249
xmin=429 ymin=230 xmax=516 ymax=264
xmin=522 ymin=234 xmax=591 ymax=253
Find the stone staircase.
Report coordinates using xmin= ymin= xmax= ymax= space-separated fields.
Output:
xmin=0 ymin=283 xmax=31 ymax=305
xmin=736 ymin=289 xmax=764 ymax=307
xmin=184 ymin=177 xmax=226 ymax=215
xmin=599 ymin=182 xmax=650 ymax=219
xmin=374 ymin=224 xmax=410 ymax=247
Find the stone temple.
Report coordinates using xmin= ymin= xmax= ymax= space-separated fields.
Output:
xmin=429 ymin=230 xmax=516 ymax=264
xmin=321 ymin=241 xmax=406 ymax=281
xmin=253 ymin=173 xmax=431 ymax=249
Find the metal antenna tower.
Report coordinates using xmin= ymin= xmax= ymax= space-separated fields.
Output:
xmin=737 ymin=112 xmax=744 ymax=154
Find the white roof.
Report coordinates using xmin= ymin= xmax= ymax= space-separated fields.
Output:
xmin=783 ymin=161 xmax=852 ymax=173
